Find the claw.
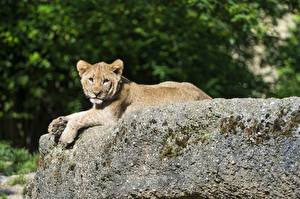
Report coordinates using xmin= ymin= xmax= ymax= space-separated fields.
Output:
xmin=48 ymin=116 xmax=68 ymax=135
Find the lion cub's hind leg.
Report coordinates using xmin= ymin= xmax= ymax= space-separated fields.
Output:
xmin=48 ymin=116 xmax=68 ymax=136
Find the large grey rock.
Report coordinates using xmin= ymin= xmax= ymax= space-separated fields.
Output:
xmin=25 ymin=98 xmax=300 ymax=199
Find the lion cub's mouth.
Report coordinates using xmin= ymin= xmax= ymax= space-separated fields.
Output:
xmin=90 ymin=98 xmax=103 ymax=105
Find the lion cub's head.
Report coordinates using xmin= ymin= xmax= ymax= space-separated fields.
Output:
xmin=76 ymin=59 xmax=124 ymax=105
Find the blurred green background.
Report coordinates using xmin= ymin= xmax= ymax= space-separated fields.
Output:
xmin=0 ymin=0 xmax=299 ymax=151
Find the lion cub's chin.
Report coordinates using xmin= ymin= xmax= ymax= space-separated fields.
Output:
xmin=90 ymin=98 xmax=103 ymax=105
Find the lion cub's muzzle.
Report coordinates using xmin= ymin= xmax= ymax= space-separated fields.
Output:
xmin=90 ymin=98 xmax=103 ymax=105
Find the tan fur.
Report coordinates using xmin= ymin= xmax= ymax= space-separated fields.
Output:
xmin=48 ymin=59 xmax=211 ymax=145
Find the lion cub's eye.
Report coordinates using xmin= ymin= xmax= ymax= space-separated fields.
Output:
xmin=88 ymin=78 xmax=93 ymax=83
xmin=103 ymin=79 xmax=110 ymax=84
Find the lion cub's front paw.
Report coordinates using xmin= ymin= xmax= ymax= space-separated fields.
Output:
xmin=48 ymin=116 xmax=68 ymax=136
xmin=59 ymin=128 xmax=77 ymax=146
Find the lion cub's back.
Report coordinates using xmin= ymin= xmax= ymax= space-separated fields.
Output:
xmin=157 ymin=81 xmax=211 ymax=100
xmin=129 ymin=81 xmax=211 ymax=106
xmin=159 ymin=81 xmax=208 ymax=95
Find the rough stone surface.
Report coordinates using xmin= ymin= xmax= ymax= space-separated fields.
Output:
xmin=25 ymin=98 xmax=300 ymax=199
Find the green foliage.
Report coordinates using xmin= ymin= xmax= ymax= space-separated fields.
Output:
xmin=0 ymin=0 xmax=299 ymax=149
xmin=274 ymin=66 xmax=300 ymax=97
xmin=0 ymin=141 xmax=38 ymax=175
xmin=267 ymin=14 xmax=300 ymax=97
xmin=0 ymin=193 xmax=7 ymax=199
xmin=7 ymin=174 xmax=27 ymax=185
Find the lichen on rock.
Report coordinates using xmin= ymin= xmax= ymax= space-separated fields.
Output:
xmin=25 ymin=98 xmax=300 ymax=199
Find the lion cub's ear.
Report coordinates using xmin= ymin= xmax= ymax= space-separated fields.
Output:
xmin=111 ymin=59 xmax=124 ymax=76
xmin=77 ymin=60 xmax=91 ymax=77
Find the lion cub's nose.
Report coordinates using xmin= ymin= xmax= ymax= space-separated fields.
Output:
xmin=93 ymin=91 xmax=102 ymax=97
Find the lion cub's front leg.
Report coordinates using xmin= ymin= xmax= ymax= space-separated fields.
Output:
xmin=59 ymin=122 xmax=78 ymax=145
xmin=48 ymin=111 xmax=90 ymax=144
xmin=58 ymin=109 xmax=115 ymax=145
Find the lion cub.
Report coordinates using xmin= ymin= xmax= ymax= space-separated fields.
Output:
xmin=48 ymin=59 xmax=211 ymax=145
